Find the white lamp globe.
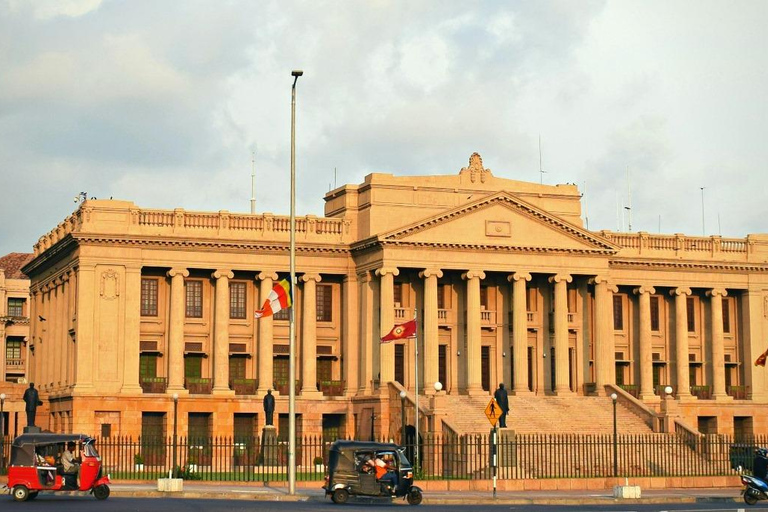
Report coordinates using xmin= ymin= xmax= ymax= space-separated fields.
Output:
xmin=434 ymin=382 xmax=443 ymax=392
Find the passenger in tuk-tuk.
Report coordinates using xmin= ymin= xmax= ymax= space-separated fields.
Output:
xmin=365 ymin=453 xmax=398 ymax=494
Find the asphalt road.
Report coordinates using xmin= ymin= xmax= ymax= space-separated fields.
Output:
xmin=3 ymin=496 xmax=768 ymax=512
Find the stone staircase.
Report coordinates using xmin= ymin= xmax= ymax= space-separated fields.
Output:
xmin=434 ymin=394 xmax=654 ymax=435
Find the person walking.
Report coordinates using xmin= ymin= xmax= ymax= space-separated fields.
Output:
xmin=494 ymin=383 xmax=510 ymax=428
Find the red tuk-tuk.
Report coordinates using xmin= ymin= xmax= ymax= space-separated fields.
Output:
xmin=5 ymin=433 xmax=111 ymax=501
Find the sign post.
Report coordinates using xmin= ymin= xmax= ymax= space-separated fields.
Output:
xmin=484 ymin=398 xmax=499 ymax=499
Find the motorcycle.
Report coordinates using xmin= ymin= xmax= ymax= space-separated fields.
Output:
xmin=741 ymin=448 xmax=768 ymax=506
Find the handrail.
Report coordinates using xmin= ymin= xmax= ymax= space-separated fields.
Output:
xmin=605 ymin=383 xmax=660 ymax=431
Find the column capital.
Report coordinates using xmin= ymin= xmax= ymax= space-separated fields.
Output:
xmin=461 ymin=270 xmax=486 ymax=280
xmin=257 ymin=270 xmax=278 ymax=281
xmin=706 ymin=288 xmax=728 ymax=298
xmin=375 ymin=266 xmax=399 ymax=277
xmin=670 ymin=287 xmax=692 ymax=297
xmin=548 ymin=273 xmax=572 ymax=284
xmin=633 ymin=285 xmax=656 ymax=295
xmin=301 ymin=273 xmax=322 ymax=283
xmin=212 ymin=269 xmax=234 ymax=280
xmin=508 ymin=272 xmax=532 ymax=283
xmin=167 ymin=268 xmax=189 ymax=278
xmin=357 ymin=270 xmax=372 ymax=284
xmin=419 ymin=268 xmax=443 ymax=279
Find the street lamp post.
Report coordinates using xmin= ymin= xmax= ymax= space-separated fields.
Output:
xmin=288 ymin=69 xmax=303 ymax=496
xmin=172 ymin=393 xmax=179 ymax=475
xmin=399 ymin=390 xmax=407 ymax=446
xmin=1 ymin=393 xmax=6 ymax=472
xmin=610 ymin=393 xmax=618 ymax=477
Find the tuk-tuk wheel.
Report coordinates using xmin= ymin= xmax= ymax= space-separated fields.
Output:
xmin=93 ymin=484 xmax=111 ymax=500
xmin=331 ymin=488 xmax=349 ymax=504
xmin=406 ymin=488 xmax=423 ymax=506
xmin=12 ymin=485 xmax=30 ymax=502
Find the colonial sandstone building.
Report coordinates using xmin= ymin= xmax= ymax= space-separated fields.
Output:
xmin=21 ymin=154 xmax=768 ymax=441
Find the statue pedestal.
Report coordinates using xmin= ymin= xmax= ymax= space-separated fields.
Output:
xmin=260 ymin=426 xmax=278 ymax=465
xmin=24 ymin=426 xmax=42 ymax=434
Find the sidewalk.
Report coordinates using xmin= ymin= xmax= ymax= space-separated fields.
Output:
xmin=106 ymin=481 xmax=744 ymax=505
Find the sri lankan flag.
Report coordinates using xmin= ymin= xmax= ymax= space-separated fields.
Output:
xmin=254 ymin=279 xmax=292 ymax=319
xmin=755 ymin=345 xmax=768 ymax=367
xmin=381 ymin=319 xmax=417 ymax=343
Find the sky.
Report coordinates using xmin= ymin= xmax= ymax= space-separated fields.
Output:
xmin=1 ymin=0 xmax=767 ymax=257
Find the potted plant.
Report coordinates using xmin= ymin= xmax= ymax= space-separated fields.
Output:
xmin=313 ymin=456 xmax=324 ymax=473
xmin=134 ymin=453 xmax=144 ymax=471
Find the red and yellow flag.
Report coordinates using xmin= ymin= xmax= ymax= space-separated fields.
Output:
xmin=381 ymin=319 xmax=417 ymax=343
xmin=254 ymin=279 xmax=292 ymax=319
xmin=755 ymin=346 xmax=768 ymax=367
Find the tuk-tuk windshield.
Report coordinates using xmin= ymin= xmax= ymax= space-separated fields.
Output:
xmin=396 ymin=449 xmax=412 ymax=468
xmin=83 ymin=441 xmax=100 ymax=458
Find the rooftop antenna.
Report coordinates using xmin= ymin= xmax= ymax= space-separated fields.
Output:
xmin=538 ymin=135 xmax=547 ymax=184
xmin=718 ymin=212 xmax=722 ymax=236
xmin=624 ymin=166 xmax=632 ymax=232
xmin=658 ymin=214 xmax=661 ymax=234
xmin=583 ymin=181 xmax=589 ymax=230
xmin=250 ymin=151 xmax=256 ymax=214
xmin=700 ymin=187 xmax=706 ymax=236
xmin=616 ymin=192 xmax=621 ymax=231
xmin=334 ymin=167 xmax=337 ymax=189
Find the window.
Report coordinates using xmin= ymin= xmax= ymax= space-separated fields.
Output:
xmin=185 ymin=280 xmax=203 ymax=318
xmin=317 ymin=358 xmax=332 ymax=383
xmin=393 ymin=283 xmax=402 ymax=307
xmin=273 ymin=307 xmax=290 ymax=321
xmin=722 ymin=298 xmax=731 ymax=334
xmin=184 ymin=355 xmax=203 ymax=379
xmin=139 ymin=354 xmax=158 ymax=379
xmin=480 ymin=286 xmax=488 ymax=309
xmin=650 ymin=296 xmax=660 ymax=332
xmin=687 ymin=297 xmax=696 ymax=332
xmin=7 ymin=298 xmax=24 ymax=317
xmin=230 ymin=282 xmax=247 ymax=319
xmin=567 ymin=288 xmax=577 ymax=313
xmin=316 ymin=284 xmax=332 ymax=322
xmin=273 ymin=357 xmax=289 ymax=386
xmin=229 ymin=357 xmax=246 ymax=380
xmin=437 ymin=285 xmax=445 ymax=310
xmin=140 ymin=279 xmax=158 ymax=316
xmin=101 ymin=424 xmax=112 ymax=438
xmin=526 ymin=288 xmax=537 ymax=312
xmin=6 ymin=340 xmax=22 ymax=360
xmin=613 ymin=295 xmax=623 ymax=330
xmin=188 ymin=413 xmax=211 ymax=442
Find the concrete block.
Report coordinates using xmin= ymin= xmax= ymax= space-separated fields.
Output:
xmin=613 ymin=485 xmax=641 ymax=499
xmin=157 ymin=478 xmax=183 ymax=492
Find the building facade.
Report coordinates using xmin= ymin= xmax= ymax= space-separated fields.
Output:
xmin=0 ymin=252 xmax=33 ymax=437
xmin=21 ymin=153 xmax=768 ymax=442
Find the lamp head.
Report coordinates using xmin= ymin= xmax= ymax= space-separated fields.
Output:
xmin=610 ymin=393 xmax=618 ymax=401
xmin=399 ymin=390 xmax=407 ymax=399
xmin=172 ymin=393 xmax=179 ymax=402
xmin=664 ymin=386 xmax=673 ymax=395
xmin=434 ymin=381 xmax=443 ymax=392
xmin=0 ymin=393 xmax=5 ymax=400
xmin=291 ymin=70 xmax=304 ymax=77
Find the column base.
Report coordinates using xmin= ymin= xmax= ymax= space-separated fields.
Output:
xmin=676 ymin=393 xmax=697 ymax=402
xmin=466 ymin=385 xmax=487 ymax=397
xmin=166 ymin=387 xmax=189 ymax=396
xmin=300 ymin=389 xmax=324 ymax=399
xmin=212 ymin=387 xmax=236 ymax=397
xmin=553 ymin=387 xmax=573 ymax=396
xmin=512 ymin=388 xmax=533 ymax=396
xmin=639 ymin=393 xmax=661 ymax=403
xmin=713 ymin=393 xmax=733 ymax=401
xmin=120 ymin=385 xmax=144 ymax=395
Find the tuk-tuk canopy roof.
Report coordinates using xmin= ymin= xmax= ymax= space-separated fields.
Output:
xmin=329 ymin=440 xmax=402 ymax=453
xmin=12 ymin=433 xmax=92 ymax=448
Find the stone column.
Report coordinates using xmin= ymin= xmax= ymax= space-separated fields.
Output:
xmin=257 ymin=271 xmax=278 ymax=394
xmin=591 ymin=276 xmax=616 ymax=393
xmin=634 ymin=286 xmax=656 ymax=400
xmin=707 ymin=288 xmax=730 ymax=400
xmin=213 ymin=270 xmax=235 ymax=395
xmin=59 ymin=276 xmax=70 ymax=390
xmin=376 ymin=267 xmax=399 ymax=386
xmin=549 ymin=274 xmax=572 ymax=394
xmin=462 ymin=270 xmax=486 ymax=395
xmin=166 ymin=268 xmax=189 ymax=394
xmin=121 ymin=267 xmax=143 ymax=394
xmin=301 ymin=273 xmax=322 ymax=396
xmin=74 ymin=266 xmax=96 ymax=392
xmin=342 ymin=274 xmax=359 ymax=395
xmin=0 ymin=271 xmax=5 ymax=383
xmin=420 ymin=269 xmax=443 ymax=393
xmin=358 ymin=271 xmax=374 ymax=394
xmin=671 ymin=287 xmax=692 ymax=399
xmin=29 ymin=289 xmax=39 ymax=385
xmin=509 ymin=272 xmax=532 ymax=394
xmin=53 ymin=279 xmax=63 ymax=390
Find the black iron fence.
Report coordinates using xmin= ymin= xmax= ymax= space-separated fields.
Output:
xmin=1 ymin=433 xmax=766 ymax=480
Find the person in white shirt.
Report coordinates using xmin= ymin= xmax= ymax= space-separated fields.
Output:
xmin=62 ymin=442 xmax=80 ymax=474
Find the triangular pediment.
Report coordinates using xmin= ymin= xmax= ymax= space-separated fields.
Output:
xmin=378 ymin=192 xmax=617 ymax=253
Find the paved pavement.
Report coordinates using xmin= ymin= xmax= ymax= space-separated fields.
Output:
xmin=104 ymin=481 xmax=745 ymax=505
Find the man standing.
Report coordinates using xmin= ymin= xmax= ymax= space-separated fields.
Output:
xmin=494 ymin=383 xmax=510 ymax=428
xmin=263 ymin=389 xmax=275 ymax=426
xmin=22 ymin=382 xmax=42 ymax=427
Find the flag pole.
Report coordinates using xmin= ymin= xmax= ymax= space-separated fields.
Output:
xmin=414 ymin=309 xmax=419 ymax=474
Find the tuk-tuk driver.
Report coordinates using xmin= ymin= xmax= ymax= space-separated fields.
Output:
xmin=62 ymin=442 xmax=81 ymax=476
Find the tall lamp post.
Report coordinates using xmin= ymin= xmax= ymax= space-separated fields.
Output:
xmin=288 ymin=69 xmax=303 ymax=496
xmin=1 ymin=393 xmax=6 ymax=472
xmin=610 ymin=393 xmax=618 ymax=477
xmin=399 ymin=390 xmax=407 ymax=446
xmin=172 ymin=393 xmax=179 ymax=475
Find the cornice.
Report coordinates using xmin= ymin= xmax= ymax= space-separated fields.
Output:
xmin=609 ymin=259 xmax=768 ymax=273
xmin=374 ymin=240 xmax=614 ymax=255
